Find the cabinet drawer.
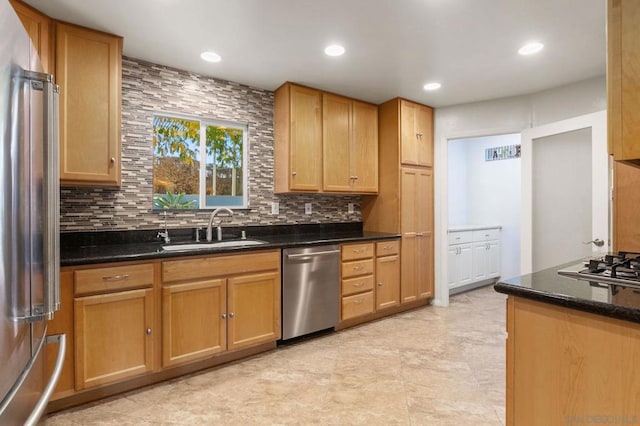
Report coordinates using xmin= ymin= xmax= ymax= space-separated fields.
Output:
xmin=75 ymin=263 xmax=154 ymax=296
xmin=342 ymin=291 xmax=374 ymax=320
xmin=448 ymin=231 xmax=473 ymax=245
xmin=473 ymin=228 xmax=501 ymax=242
xmin=341 ymin=243 xmax=374 ymax=261
xmin=342 ymin=275 xmax=374 ymax=296
xmin=341 ymin=258 xmax=374 ymax=279
xmin=376 ymin=240 xmax=400 ymax=256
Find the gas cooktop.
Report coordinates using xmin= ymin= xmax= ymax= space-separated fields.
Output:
xmin=558 ymin=252 xmax=640 ymax=289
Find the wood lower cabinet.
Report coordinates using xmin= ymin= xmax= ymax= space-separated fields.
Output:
xmin=506 ymin=296 xmax=640 ymax=424
xmin=162 ymin=279 xmax=226 ymax=367
xmin=161 ymin=250 xmax=281 ymax=367
xmin=375 ymin=241 xmax=400 ymax=310
xmin=56 ymin=22 xmax=122 ymax=186
xmin=75 ymin=287 xmax=155 ymax=390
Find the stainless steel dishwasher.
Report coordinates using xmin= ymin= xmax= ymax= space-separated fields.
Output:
xmin=281 ymin=244 xmax=340 ymax=340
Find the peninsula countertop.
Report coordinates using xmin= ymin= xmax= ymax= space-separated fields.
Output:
xmin=494 ymin=260 xmax=640 ymax=324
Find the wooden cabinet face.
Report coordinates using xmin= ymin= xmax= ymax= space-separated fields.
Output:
xmin=401 ymin=101 xmax=418 ymax=165
xmin=10 ymin=0 xmax=51 ymax=73
xmin=323 ymin=94 xmax=352 ymax=192
xmin=289 ymin=85 xmax=322 ymax=191
xmin=56 ymin=23 xmax=122 ymax=186
xmin=376 ymin=254 xmax=400 ymax=310
xmin=162 ymin=279 xmax=226 ymax=367
xmin=416 ymin=105 xmax=434 ymax=167
xmin=417 ymin=233 xmax=434 ymax=298
xmin=401 ymin=235 xmax=418 ymax=303
xmin=75 ymin=288 xmax=154 ymax=390
xmin=45 ymin=270 xmax=74 ymax=400
xmin=351 ymin=101 xmax=378 ymax=192
xmin=227 ymin=271 xmax=281 ymax=350
xmin=401 ymin=169 xmax=418 ymax=234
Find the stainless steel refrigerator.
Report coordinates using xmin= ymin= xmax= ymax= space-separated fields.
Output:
xmin=0 ymin=0 xmax=65 ymax=424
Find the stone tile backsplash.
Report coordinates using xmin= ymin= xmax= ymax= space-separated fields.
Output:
xmin=59 ymin=57 xmax=362 ymax=232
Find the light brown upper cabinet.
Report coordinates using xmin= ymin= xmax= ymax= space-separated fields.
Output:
xmin=9 ymin=0 xmax=53 ymax=73
xmin=401 ymin=100 xmax=434 ymax=167
xmin=274 ymin=83 xmax=323 ymax=192
xmin=608 ymin=0 xmax=640 ymax=162
xmin=323 ymin=94 xmax=378 ymax=193
xmin=56 ymin=22 xmax=122 ymax=186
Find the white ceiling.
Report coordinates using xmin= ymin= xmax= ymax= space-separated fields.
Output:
xmin=25 ymin=0 xmax=606 ymax=107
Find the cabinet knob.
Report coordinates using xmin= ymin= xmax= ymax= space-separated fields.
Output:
xmin=229 ymin=312 xmax=235 ymax=318
xmin=146 ymin=328 xmax=152 ymax=336
xmin=377 ymin=282 xmax=383 ymax=287
xmin=110 ymin=157 xmax=116 ymax=164
xmin=292 ymin=171 xmax=297 ymax=176
xmin=221 ymin=313 xmax=227 ymax=319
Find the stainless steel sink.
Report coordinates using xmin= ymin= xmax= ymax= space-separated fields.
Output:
xmin=162 ymin=239 xmax=267 ymax=251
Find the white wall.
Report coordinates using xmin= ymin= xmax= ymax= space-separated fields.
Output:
xmin=432 ymin=75 xmax=606 ymax=306
xmin=448 ymin=134 xmax=521 ymax=280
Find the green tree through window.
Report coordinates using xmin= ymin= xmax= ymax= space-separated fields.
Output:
xmin=153 ymin=114 xmax=247 ymax=209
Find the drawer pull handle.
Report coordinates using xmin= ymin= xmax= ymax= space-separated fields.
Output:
xmin=485 ymin=234 xmax=490 ymax=237
xmin=353 ymin=282 xmax=365 ymax=287
xmin=354 ymin=299 xmax=364 ymax=305
xmin=383 ymin=246 xmax=393 ymax=250
xmin=353 ymin=248 xmax=366 ymax=254
xmin=353 ymin=266 xmax=364 ymax=271
xmin=102 ymin=274 xmax=130 ymax=282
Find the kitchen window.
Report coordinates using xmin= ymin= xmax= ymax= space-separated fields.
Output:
xmin=152 ymin=114 xmax=247 ymax=209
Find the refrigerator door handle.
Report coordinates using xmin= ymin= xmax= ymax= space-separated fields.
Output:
xmin=25 ymin=334 xmax=66 ymax=426
xmin=21 ymin=69 xmax=60 ymax=321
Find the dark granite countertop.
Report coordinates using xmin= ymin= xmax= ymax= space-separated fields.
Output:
xmin=494 ymin=260 xmax=640 ymax=324
xmin=61 ymin=222 xmax=400 ymax=266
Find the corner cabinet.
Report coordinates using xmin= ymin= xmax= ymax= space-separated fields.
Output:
xmin=363 ymin=98 xmax=434 ymax=305
xmin=161 ymin=250 xmax=280 ymax=367
xmin=274 ymin=82 xmax=379 ymax=194
xmin=274 ymin=83 xmax=323 ymax=192
xmin=323 ymin=94 xmax=378 ymax=193
xmin=9 ymin=0 xmax=53 ymax=73
xmin=56 ymin=22 xmax=122 ymax=186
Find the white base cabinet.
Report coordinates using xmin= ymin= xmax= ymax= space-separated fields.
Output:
xmin=448 ymin=227 xmax=501 ymax=289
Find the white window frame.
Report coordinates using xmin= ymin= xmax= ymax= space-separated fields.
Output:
xmin=153 ymin=112 xmax=249 ymax=209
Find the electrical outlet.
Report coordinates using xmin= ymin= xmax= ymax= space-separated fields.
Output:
xmin=271 ymin=202 xmax=279 ymax=215
xmin=348 ymin=203 xmax=355 ymax=214
xmin=305 ymin=203 xmax=312 ymax=215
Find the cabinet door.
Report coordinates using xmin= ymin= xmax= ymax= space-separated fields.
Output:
xmin=9 ymin=0 xmax=52 ymax=73
xmin=56 ymin=22 xmax=122 ymax=186
xmin=486 ymin=241 xmax=501 ymax=278
xmin=417 ymin=232 xmax=434 ymax=298
xmin=45 ymin=270 xmax=74 ymax=400
xmin=227 ymin=271 xmax=280 ymax=350
xmin=75 ymin=288 xmax=154 ymax=390
xmin=162 ymin=279 xmax=226 ymax=367
xmin=351 ymin=101 xmax=378 ymax=193
xmin=290 ymin=85 xmax=322 ymax=191
xmin=472 ymin=242 xmax=489 ymax=281
xmin=376 ymin=255 xmax=400 ymax=310
xmin=323 ymin=94 xmax=352 ymax=192
xmin=458 ymin=244 xmax=474 ymax=285
xmin=400 ymin=235 xmax=418 ymax=303
xmin=400 ymin=100 xmax=418 ymax=165
xmin=401 ymin=168 xmax=418 ymax=234
xmin=416 ymin=105 xmax=434 ymax=167
xmin=447 ymin=246 xmax=460 ymax=287
xmin=417 ymin=169 xmax=433 ymax=234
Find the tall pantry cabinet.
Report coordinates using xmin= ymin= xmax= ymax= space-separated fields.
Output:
xmin=363 ymin=98 xmax=434 ymax=303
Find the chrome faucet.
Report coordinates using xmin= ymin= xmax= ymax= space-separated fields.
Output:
xmin=206 ymin=208 xmax=233 ymax=241
xmin=157 ymin=211 xmax=170 ymax=243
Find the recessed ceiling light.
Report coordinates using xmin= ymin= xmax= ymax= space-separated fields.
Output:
xmin=200 ymin=51 xmax=222 ymax=63
xmin=324 ymin=44 xmax=345 ymax=57
xmin=518 ymin=41 xmax=544 ymax=56
xmin=423 ymin=82 xmax=441 ymax=91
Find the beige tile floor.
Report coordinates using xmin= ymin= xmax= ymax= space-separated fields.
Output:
xmin=45 ymin=285 xmax=507 ymax=425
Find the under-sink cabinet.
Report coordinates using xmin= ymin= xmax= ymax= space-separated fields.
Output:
xmin=161 ymin=250 xmax=281 ymax=367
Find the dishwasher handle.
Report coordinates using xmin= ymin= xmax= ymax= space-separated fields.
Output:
xmin=285 ymin=249 xmax=340 ymax=260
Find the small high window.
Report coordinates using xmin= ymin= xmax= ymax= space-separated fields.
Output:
xmin=152 ymin=114 xmax=247 ymax=209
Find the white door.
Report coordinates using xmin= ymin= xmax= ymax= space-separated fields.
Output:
xmin=521 ymin=111 xmax=608 ymax=274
